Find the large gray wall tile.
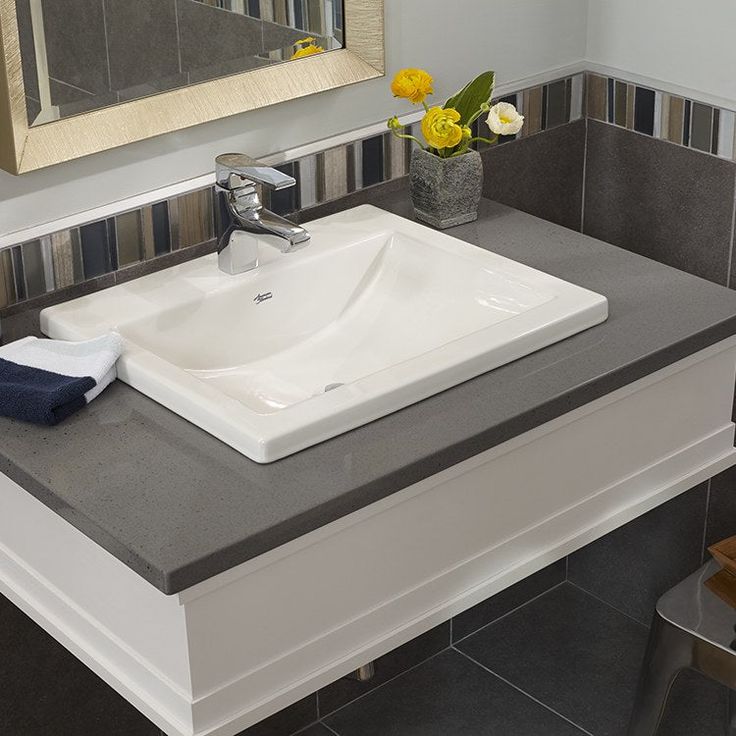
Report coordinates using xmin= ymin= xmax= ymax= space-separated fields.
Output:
xmin=178 ymin=0 xmax=264 ymax=76
xmin=42 ymin=0 xmax=109 ymax=94
xmin=105 ymin=0 xmax=180 ymax=91
xmin=481 ymin=119 xmax=586 ymax=232
xmin=568 ymin=484 xmax=708 ymax=626
xmin=584 ymin=120 xmax=736 ymax=285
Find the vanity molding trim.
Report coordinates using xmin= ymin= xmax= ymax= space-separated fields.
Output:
xmin=0 ymin=0 xmax=385 ymax=174
xmin=1 ymin=337 xmax=735 ymax=734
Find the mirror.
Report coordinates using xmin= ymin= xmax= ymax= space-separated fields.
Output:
xmin=0 ymin=0 xmax=383 ymax=173
xmin=16 ymin=0 xmax=345 ymax=126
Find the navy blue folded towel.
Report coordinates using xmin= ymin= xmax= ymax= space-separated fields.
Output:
xmin=0 ymin=334 xmax=122 ymax=426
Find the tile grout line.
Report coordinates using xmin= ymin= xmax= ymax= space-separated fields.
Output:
xmin=566 ymin=580 xmax=650 ymax=629
xmin=726 ymin=169 xmax=736 ymax=289
xmin=320 ymin=722 xmax=342 ymax=736
xmin=290 ymin=717 xmax=327 ymax=736
xmin=452 ymin=647 xmax=595 ymax=736
xmin=580 ymin=117 xmax=589 ymax=233
xmin=314 ymin=648 xmax=451 ymax=722
xmin=452 ymin=580 xmax=568 ymax=647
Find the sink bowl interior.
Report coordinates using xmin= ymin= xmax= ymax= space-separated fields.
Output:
xmin=120 ymin=230 xmax=555 ymax=414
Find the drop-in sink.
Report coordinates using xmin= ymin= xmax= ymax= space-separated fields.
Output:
xmin=41 ymin=205 xmax=608 ymax=462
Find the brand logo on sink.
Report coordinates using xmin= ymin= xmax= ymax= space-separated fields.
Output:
xmin=253 ymin=292 xmax=273 ymax=305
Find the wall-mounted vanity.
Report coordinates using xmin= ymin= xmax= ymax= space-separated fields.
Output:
xmin=2 ymin=191 xmax=736 ymax=735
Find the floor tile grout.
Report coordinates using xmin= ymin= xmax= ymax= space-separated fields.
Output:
xmin=452 ymin=647 xmax=596 ymax=736
xmin=701 ymin=478 xmax=712 ymax=564
xmin=291 ymin=719 xmax=324 ymax=736
xmin=566 ymin=580 xmax=651 ymax=630
xmin=320 ymin=722 xmax=342 ymax=736
xmin=452 ymin=580 xmax=568 ymax=647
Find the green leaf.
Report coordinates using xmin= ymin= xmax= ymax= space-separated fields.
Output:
xmin=444 ymin=71 xmax=495 ymax=126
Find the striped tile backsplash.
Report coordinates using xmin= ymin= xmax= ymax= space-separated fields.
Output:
xmin=0 ymin=74 xmax=584 ymax=313
xmin=6 ymin=69 xmax=733 ymax=318
xmin=585 ymin=72 xmax=736 ymax=160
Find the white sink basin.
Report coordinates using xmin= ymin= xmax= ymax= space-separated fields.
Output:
xmin=41 ymin=205 xmax=608 ymax=462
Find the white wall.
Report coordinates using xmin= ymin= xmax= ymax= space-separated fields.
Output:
xmin=586 ymin=0 xmax=736 ymax=108
xmin=0 ymin=0 xmax=588 ymax=238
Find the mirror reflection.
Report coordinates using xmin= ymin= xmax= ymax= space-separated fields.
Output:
xmin=16 ymin=0 xmax=345 ymax=126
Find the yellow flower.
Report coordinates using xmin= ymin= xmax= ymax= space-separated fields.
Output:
xmin=291 ymin=38 xmax=325 ymax=59
xmin=391 ymin=68 xmax=434 ymax=105
xmin=422 ymin=107 xmax=464 ymax=150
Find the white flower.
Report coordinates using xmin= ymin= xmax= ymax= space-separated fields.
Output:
xmin=486 ymin=102 xmax=524 ymax=136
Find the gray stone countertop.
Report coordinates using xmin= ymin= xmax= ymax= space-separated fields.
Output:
xmin=3 ymin=192 xmax=736 ymax=594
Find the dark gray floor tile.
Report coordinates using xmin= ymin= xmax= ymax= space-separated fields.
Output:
xmin=452 ymin=560 xmax=565 ymax=642
xmin=295 ymin=725 xmax=334 ymax=736
xmin=584 ymin=120 xmax=736 ymax=285
xmin=658 ymin=669 xmax=729 ymax=736
xmin=324 ymin=649 xmax=585 ymax=736
xmin=481 ymin=119 xmax=586 ymax=232
xmin=0 ymin=595 xmax=159 ymax=735
xmin=568 ymin=484 xmax=708 ymax=625
xmin=457 ymin=583 xmax=649 ymax=736
xmin=240 ymin=695 xmax=317 ymax=736
xmin=318 ymin=622 xmax=450 ymax=716
xmin=706 ymin=466 xmax=736 ymax=548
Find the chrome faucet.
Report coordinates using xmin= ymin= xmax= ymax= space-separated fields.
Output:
xmin=214 ymin=153 xmax=310 ymax=275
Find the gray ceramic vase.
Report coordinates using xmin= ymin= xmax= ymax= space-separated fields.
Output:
xmin=409 ymin=147 xmax=484 ymax=229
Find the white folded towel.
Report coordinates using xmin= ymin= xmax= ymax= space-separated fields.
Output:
xmin=0 ymin=334 xmax=123 ymax=425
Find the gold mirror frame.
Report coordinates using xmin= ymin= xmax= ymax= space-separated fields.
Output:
xmin=0 ymin=0 xmax=384 ymax=174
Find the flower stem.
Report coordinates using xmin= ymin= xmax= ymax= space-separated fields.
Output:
xmin=389 ymin=128 xmax=426 ymax=150
xmin=449 ymin=135 xmax=498 ymax=157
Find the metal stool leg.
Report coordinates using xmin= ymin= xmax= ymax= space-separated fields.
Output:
xmin=627 ymin=613 xmax=695 ymax=736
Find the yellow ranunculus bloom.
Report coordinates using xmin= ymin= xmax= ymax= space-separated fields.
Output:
xmin=291 ymin=38 xmax=325 ymax=59
xmin=422 ymin=107 xmax=463 ymax=150
xmin=391 ymin=68 xmax=434 ymax=105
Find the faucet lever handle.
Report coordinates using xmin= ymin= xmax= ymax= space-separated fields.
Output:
xmin=215 ymin=153 xmax=296 ymax=191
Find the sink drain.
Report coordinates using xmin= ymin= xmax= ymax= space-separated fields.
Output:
xmin=324 ymin=383 xmax=344 ymax=393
